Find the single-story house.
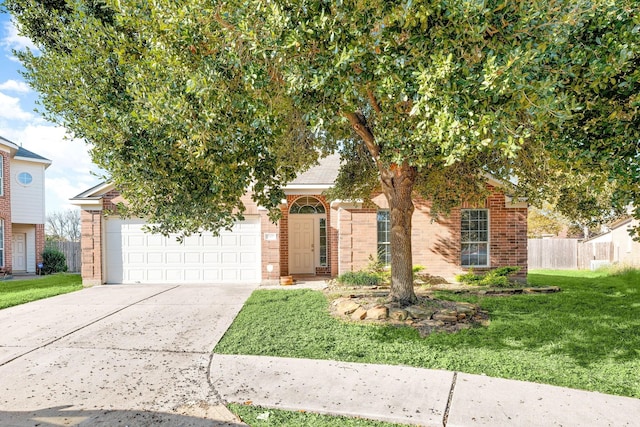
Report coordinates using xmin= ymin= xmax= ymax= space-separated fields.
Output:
xmin=71 ymin=154 xmax=528 ymax=286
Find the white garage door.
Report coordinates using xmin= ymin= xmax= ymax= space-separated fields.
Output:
xmin=105 ymin=217 xmax=261 ymax=284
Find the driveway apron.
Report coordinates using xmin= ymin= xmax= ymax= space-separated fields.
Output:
xmin=0 ymin=283 xmax=256 ymax=426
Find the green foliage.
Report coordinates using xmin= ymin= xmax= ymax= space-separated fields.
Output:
xmin=41 ymin=249 xmax=68 ymax=274
xmin=457 ymin=266 xmax=521 ymax=287
xmin=0 ymin=274 xmax=82 ymax=310
xmin=336 ymin=271 xmax=381 ymax=287
xmin=5 ymin=0 xmax=639 ymax=301
xmin=216 ymin=269 xmax=640 ymax=398
xmin=228 ymin=404 xmax=405 ymax=427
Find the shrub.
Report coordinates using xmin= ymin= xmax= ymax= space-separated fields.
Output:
xmin=457 ymin=266 xmax=521 ymax=288
xmin=41 ymin=249 xmax=68 ymax=274
xmin=336 ymin=271 xmax=382 ymax=287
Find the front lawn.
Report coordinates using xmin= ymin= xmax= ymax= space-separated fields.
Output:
xmin=0 ymin=274 xmax=83 ymax=310
xmin=215 ymin=269 xmax=640 ymax=398
xmin=228 ymin=404 xmax=405 ymax=427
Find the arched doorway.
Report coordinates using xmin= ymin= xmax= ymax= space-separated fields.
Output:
xmin=288 ymin=196 xmax=327 ymax=275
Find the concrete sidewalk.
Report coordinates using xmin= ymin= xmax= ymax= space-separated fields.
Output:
xmin=210 ymin=354 xmax=640 ymax=426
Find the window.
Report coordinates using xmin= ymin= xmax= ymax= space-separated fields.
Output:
xmin=319 ymin=218 xmax=327 ymax=266
xmin=461 ymin=209 xmax=489 ymax=267
xmin=377 ymin=210 xmax=391 ymax=264
xmin=289 ymin=196 xmax=325 ymax=214
xmin=17 ymin=172 xmax=33 ymax=186
xmin=0 ymin=219 xmax=4 ymax=267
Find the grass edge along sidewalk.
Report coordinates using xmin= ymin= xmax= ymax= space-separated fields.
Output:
xmin=0 ymin=274 xmax=83 ymax=310
xmin=215 ymin=269 xmax=640 ymax=398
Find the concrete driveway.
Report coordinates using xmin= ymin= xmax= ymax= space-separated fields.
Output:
xmin=0 ymin=283 xmax=257 ymax=426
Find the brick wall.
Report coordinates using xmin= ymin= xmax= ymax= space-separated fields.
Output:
xmin=335 ymin=188 xmax=528 ymax=281
xmin=35 ymin=223 xmax=45 ymax=269
xmin=0 ymin=151 xmax=12 ymax=271
xmin=80 ymin=209 xmax=103 ymax=286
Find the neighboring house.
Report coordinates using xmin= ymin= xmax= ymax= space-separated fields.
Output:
xmin=0 ymin=136 xmax=52 ymax=274
xmin=71 ymin=154 xmax=528 ymax=286
xmin=582 ymin=216 xmax=640 ymax=267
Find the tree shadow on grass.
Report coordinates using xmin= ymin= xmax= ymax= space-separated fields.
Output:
xmin=0 ymin=405 xmax=244 ymax=426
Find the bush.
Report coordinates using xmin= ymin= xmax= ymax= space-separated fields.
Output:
xmin=336 ymin=271 xmax=381 ymax=287
xmin=456 ymin=266 xmax=521 ymax=288
xmin=41 ymin=249 xmax=68 ymax=274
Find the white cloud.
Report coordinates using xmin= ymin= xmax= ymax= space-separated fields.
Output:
xmin=0 ymin=80 xmax=31 ymax=93
xmin=1 ymin=21 xmax=37 ymax=52
xmin=2 ymin=124 xmax=103 ymax=214
xmin=0 ymin=92 xmax=33 ymax=121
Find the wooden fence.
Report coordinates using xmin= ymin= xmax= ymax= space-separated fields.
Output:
xmin=528 ymin=239 xmax=614 ymax=270
xmin=45 ymin=241 xmax=81 ymax=273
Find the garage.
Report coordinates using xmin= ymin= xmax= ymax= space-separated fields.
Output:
xmin=104 ymin=217 xmax=261 ymax=284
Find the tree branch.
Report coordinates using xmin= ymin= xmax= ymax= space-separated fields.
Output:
xmin=342 ymin=111 xmax=379 ymax=158
xmin=367 ymin=88 xmax=382 ymax=114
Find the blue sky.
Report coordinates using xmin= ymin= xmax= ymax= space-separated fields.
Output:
xmin=0 ymin=11 xmax=102 ymax=214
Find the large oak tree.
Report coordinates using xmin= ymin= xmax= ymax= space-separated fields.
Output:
xmin=5 ymin=0 xmax=639 ymax=303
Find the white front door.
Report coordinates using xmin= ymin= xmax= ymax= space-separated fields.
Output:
xmin=289 ymin=217 xmax=315 ymax=274
xmin=12 ymin=233 xmax=26 ymax=271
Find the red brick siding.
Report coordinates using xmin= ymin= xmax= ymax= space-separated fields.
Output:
xmin=336 ymin=188 xmax=528 ymax=281
xmin=80 ymin=209 xmax=103 ymax=285
xmin=35 ymin=223 xmax=45 ymax=269
xmin=0 ymin=151 xmax=12 ymax=271
xmin=261 ymin=212 xmax=280 ymax=280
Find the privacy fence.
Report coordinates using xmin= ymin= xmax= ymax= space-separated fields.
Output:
xmin=45 ymin=241 xmax=81 ymax=273
xmin=528 ymin=239 xmax=613 ymax=270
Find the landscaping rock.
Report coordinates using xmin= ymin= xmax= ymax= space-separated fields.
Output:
xmin=389 ymin=309 xmax=409 ymax=321
xmin=350 ymin=307 xmax=367 ymax=321
xmin=336 ymin=300 xmax=361 ymax=315
xmin=523 ymin=286 xmax=561 ymax=294
xmin=405 ymin=305 xmax=437 ymax=319
xmin=432 ymin=312 xmax=458 ymax=323
xmin=366 ymin=306 xmax=389 ymax=320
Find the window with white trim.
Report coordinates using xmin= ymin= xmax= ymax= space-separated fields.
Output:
xmin=319 ymin=218 xmax=327 ymax=266
xmin=377 ymin=210 xmax=391 ymax=264
xmin=17 ymin=171 xmax=33 ymax=186
xmin=461 ymin=209 xmax=489 ymax=267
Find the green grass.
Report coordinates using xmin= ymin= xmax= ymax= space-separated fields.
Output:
xmin=215 ymin=269 xmax=640 ymax=398
xmin=0 ymin=274 xmax=83 ymax=309
xmin=228 ymin=404 xmax=406 ymax=426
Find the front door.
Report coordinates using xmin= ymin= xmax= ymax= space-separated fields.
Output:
xmin=289 ymin=217 xmax=315 ymax=274
xmin=12 ymin=233 xmax=26 ymax=271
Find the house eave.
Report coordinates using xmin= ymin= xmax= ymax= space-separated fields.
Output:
xmin=283 ymin=184 xmax=333 ymax=195
xmin=14 ymin=155 xmax=53 ymax=168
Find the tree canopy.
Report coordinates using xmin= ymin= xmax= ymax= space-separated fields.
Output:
xmin=5 ymin=0 xmax=639 ymax=302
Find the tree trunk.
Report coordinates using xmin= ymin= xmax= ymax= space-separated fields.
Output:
xmin=380 ymin=164 xmax=418 ymax=305
xmin=342 ymin=111 xmax=418 ymax=304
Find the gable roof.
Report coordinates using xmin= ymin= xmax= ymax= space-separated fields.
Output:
xmin=15 ymin=146 xmax=52 ymax=166
xmin=289 ymin=154 xmax=341 ymax=186
xmin=0 ymin=135 xmax=52 ymax=167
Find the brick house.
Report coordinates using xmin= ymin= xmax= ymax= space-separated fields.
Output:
xmin=0 ymin=136 xmax=51 ymax=275
xmin=71 ymin=154 xmax=528 ymax=286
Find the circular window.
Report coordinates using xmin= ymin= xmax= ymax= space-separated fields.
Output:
xmin=17 ymin=172 xmax=33 ymax=186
